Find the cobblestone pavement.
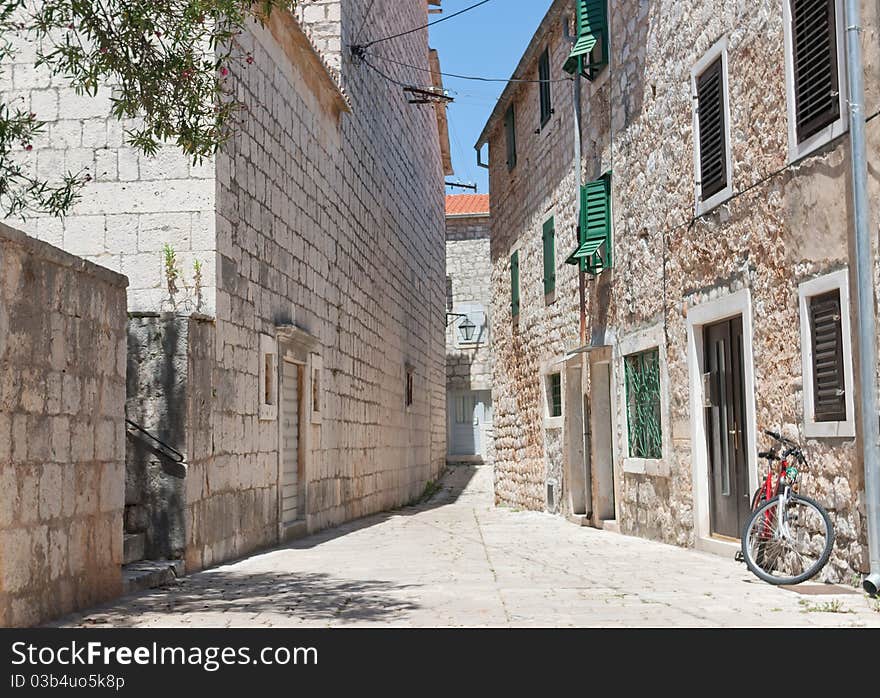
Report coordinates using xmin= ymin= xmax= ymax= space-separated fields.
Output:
xmin=57 ymin=465 xmax=880 ymax=627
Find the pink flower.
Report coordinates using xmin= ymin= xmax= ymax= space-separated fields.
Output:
xmin=220 ymin=67 xmax=229 ymax=77
xmin=24 ymin=144 xmax=32 ymax=151
xmin=246 ymin=55 xmax=254 ymax=65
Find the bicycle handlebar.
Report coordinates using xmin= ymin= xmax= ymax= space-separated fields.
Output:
xmin=764 ymin=429 xmax=797 ymax=446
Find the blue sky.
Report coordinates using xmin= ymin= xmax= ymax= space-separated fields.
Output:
xmin=428 ymin=0 xmax=554 ymax=194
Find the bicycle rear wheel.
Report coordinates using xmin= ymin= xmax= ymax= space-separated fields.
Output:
xmin=741 ymin=494 xmax=834 ymax=585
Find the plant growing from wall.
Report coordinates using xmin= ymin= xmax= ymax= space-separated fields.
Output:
xmin=0 ymin=0 xmax=296 ymax=218
xmin=163 ymin=242 xmax=180 ymax=308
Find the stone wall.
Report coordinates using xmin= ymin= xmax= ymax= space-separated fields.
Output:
xmin=446 ymin=213 xmax=494 ymax=392
xmin=485 ymin=0 xmax=880 ymax=580
xmin=0 ymin=223 xmax=127 ymax=627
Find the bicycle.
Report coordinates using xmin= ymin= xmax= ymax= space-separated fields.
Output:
xmin=737 ymin=429 xmax=835 ymax=585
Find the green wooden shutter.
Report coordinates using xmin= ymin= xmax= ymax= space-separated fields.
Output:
xmin=565 ymin=174 xmax=612 ymax=274
xmin=511 ymin=251 xmax=520 ymax=317
xmin=563 ymin=0 xmax=608 ymax=79
xmin=542 ymin=217 xmax=556 ymax=295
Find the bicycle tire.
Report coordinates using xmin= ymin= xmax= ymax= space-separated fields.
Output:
xmin=740 ymin=494 xmax=834 ymax=585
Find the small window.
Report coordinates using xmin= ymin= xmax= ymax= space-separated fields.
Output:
xmin=565 ymin=175 xmax=612 ymax=275
xmin=538 ymin=48 xmax=552 ymax=127
xmin=405 ymin=369 xmax=414 ymax=408
xmin=504 ymin=105 xmax=517 ymax=170
xmin=624 ymin=349 xmax=662 ymax=459
xmin=259 ymin=334 xmax=278 ymax=421
xmin=695 ymin=57 xmax=728 ymax=201
xmin=548 ymin=373 xmax=562 ymax=418
xmin=510 ymin=251 xmax=520 ymax=318
xmin=312 ymin=367 xmax=321 ymax=414
xmin=542 ymin=217 xmax=555 ymax=297
xmin=808 ymin=290 xmax=846 ymax=422
xmin=791 ymin=0 xmax=840 ymax=143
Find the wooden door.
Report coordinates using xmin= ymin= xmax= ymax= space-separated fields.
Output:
xmin=704 ymin=317 xmax=750 ymax=538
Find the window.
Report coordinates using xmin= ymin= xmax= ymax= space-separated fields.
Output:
xmin=259 ymin=334 xmax=278 ymax=421
xmin=548 ymin=372 xmax=562 ymax=418
xmin=565 ymin=174 xmax=612 ymax=275
xmin=504 ymin=105 xmax=517 ymax=170
xmin=539 ymin=48 xmax=552 ymax=127
xmin=792 ymin=0 xmax=841 ymax=142
xmin=691 ymin=38 xmax=732 ymax=214
xmin=799 ymin=270 xmax=854 ymax=437
xmin=510 ymin=251 xmax=520 ymax=317
xmin=542 ymin=217 xmax=556 ymax=297
xmin=312 ymin=368 xmax=321 ymax=413
xmin=563 ymin=0 xmax=608 ymax=81
xmin=405 ymin=368 xmax=414 ymax=408
xmin=624 ymin=349 xmax=662 ymax=459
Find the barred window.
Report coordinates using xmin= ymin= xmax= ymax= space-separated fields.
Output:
xmin=624 ymin=349 xmax=662 ymax=459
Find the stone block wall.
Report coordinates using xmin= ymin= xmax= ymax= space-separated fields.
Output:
xmin=485 ymin=0 xmax=880 ymax=579
xmin=0 ymin=223 xmax=127 ymax=627
xmin=446 ymin=213 xmax=494 ymax=393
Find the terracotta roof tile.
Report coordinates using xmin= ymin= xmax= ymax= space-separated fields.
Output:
xmin=445 ymin=194 xmax=490 ymax=216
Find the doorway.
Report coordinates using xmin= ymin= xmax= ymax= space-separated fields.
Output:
xmin=281 ymin=358 xmax=305 ymax=525
xmin=703 ymin=317 xmax=750 ymax=538
xmin=589 ymin=348 xmax=616 ymax=525
xmin=447 ymin=390 xmax=492 ymax=461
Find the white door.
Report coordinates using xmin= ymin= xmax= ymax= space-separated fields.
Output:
xmin=281 ymin=359 xmax=303 ymax=524
xmin=448 ymin=391 xmax=492 ymax=458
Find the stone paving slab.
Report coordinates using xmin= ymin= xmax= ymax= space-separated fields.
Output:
xmin=54 ymin=465 xmax=880 ymax=628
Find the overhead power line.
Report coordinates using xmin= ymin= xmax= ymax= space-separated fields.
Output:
xmin=362 ymin=50 xmax=574 ymax=85
xmin=354 ymin=0 xmax=379 ymax=45
xmin=357 ymin=0 xmax=494 ymax=48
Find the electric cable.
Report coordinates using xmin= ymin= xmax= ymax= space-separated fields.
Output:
xmin=360 ymin=0 xmax=494 ymax=48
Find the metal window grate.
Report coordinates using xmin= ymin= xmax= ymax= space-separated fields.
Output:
xmin=624 ymin=349 xmax=662 ymax=459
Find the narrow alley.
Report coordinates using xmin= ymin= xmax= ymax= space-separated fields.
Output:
xmin=56 ymin=465 xmax=880 ymax=628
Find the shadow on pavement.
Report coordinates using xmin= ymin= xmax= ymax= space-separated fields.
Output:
xmin=58 ymin=571 xmax=422 ymax=627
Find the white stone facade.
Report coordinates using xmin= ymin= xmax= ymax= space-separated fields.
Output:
xmin=481 ymin=0 xmax=880 ymax=580
xmin=3 ymin=2 xmax=448 ymax=572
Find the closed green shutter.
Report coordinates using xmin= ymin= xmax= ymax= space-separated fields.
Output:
xmin=511 ymin=251 xmax=520 ymax=317
xmin=563 ymin=0 xmax=608 ymax=80
xmin=542 ymin=217 xmax=555 ymax=295
xmin=565 ymin=174 xmax=612 ymax=275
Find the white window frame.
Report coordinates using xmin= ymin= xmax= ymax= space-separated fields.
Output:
xmin=617 ymin=324 xmax=672 ymax=476
xmin=259 ymin=333 xmax=278 ymax=421
xmin=690 ymin=36 xmax=733 ymax=217
xmin=541 ymin=359 xmax=564 ymax=429
xmin=798 ymin=269 xmax=855 ymax=438
xmin=783 ymin=0 xmax=848 ymax=163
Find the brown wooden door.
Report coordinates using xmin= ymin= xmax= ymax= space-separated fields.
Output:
xmin=704 ymin=317 xmax=750 ymax=538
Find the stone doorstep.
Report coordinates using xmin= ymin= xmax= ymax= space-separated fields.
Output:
xmin=122 ymin=560 xmax=185 ymax=596
xmin=123 ymin=533 xmax=145 ymax=565
xmin=280 ymin=520 xmax=308 ymax=544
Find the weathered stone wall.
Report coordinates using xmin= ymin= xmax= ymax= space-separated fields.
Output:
xmin=0 ymin=9 xmax=217 ymax=314
xmin=487 ymin=0 xmax=880 ymax=579
xmin=446 ymin=214 xmax=494 ymax=392
xmin=0 ymin=223 xmax=127 ymax=627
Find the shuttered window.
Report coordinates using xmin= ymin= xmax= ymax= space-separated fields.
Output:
xmin=510 ymin=251 xmax=520 ymax=317
xmin=539 ymin=48 xmax=552 ymax=127
xmin=548 ymin=373 xmax=562 ymax=418
xmin=504 ymin=105 xmax=517 ymax=170
xmin=542 ymin=217 xmax=555 ymax=296
xmin=809 ymin=290 xmax=847 ymax=422
xmin=565 ymin=175 xmax=612 ymax=275
xmin=563 ymin=0 xmax=608 ymax=80
xmin=696 ymin=57 xmax=728 ymax=201
xmin=792 ymin=0 xmax=840 ymax=143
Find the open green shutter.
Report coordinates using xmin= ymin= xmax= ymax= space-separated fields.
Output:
xmin=565 ymin=175 xmax=612 ymax=274
xmin=511 ymin=251 xmax=520 ymax=316
xmin=563 ymin=0 xmax=608 ymax=79
xmin=542 ymin=217 xmax=555 ymax=295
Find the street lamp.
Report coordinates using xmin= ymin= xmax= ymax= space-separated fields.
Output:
xmin=459 ymin=318 xmax=477 ymax=343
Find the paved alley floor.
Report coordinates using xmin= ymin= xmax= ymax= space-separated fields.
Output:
xmin=58 ymin=465 xmax=880 ymax=627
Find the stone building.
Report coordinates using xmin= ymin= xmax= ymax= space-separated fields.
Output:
xmin=4 ymin=0 xmax=451 ymax=579
xmin=445 ymin=194 xmax=494 ymax=463
xmin=478 ymin=0 xmax=880 ymax=581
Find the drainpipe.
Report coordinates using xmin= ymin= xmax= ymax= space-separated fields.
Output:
xmin=844 ymin=0 xmax=880 ymax=596
xmin=564 ymin=16 xmax=586 ymax=345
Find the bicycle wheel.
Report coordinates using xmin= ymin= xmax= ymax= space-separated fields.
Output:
xmin=740 ymin=494 xmax=834 ymax=585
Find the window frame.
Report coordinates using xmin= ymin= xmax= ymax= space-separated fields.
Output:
xmin=539 ymin=47 xmax=552 ymax=128
xmin=259 ymin=333 xmax=278 ymax=421
xmin=504 ymin=104 xmax=517 ymax=171
xmin=798 ymin=269 xmax=855 ymax=438
xmin=541 ymin=364 xmax=564 ymax=429
xmin=690 ymin=36 xmax=733 ymax=217
xmin=783 ymin=0 xmax=848 ymax=163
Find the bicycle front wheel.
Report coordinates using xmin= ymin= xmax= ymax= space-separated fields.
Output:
xmin=741 ymin=494 xmax=834 ymax=585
